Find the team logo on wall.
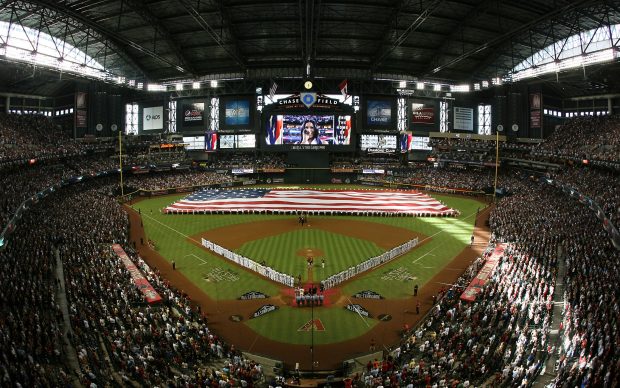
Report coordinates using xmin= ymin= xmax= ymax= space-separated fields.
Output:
xmin=239 ymin=291 xmax=269 ymax=300
xmin=353 ymin=290 xmax=383 ymax=299
xmin=300 ymin=92 xmax=317 ymax=108
xmin=251 ymin=304 xmax=279 ymax=319
xmin=345 ymin=304 xmax=371 ymax=318
xmin=298 ymin=319 xmax=326 ymax=332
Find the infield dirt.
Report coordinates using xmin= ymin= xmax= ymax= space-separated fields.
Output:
xmin=125 ymin=202 xmax=492 ymax=371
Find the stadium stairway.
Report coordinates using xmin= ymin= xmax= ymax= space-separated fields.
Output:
xmin=53 ymin=248 xmax=82 ymax=386
xmin=535 ymin=245 xmax=568 ymax=387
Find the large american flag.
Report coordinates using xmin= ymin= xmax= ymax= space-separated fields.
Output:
xmin=165 ymin=189 xmax=456 ymax=216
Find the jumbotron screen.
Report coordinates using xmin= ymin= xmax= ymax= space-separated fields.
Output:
xmin=265 ymin=114 xmax=351 ymax=146
xmin=360 ymin=134 xmax=397 ymax=152
xmin=220 ymin=134 xmax=256 ymax=149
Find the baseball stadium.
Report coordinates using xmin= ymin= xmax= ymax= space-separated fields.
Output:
xmin=0 ymin=1 xmax=619 ymax=387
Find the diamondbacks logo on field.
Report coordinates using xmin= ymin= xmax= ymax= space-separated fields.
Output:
xmin=251 ymin=304 xmax=278 ymax=319
xmin=297 ymin=319 xmax=326 ymax=332
xmin=353 ymin=290 xmax=383 ymax=299
xmin=345 ymin=304 xmax=371 ymax=318
xmin=239 ymin=291 xmax=269 ymax=300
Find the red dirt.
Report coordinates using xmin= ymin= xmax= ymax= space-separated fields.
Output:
xmin=125 ymin=200 xmax=492 ymax=372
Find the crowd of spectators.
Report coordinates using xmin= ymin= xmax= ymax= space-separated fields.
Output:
xmin=0 ymin=114 xmax=93 ymax=165
xmin=1 ymin=112 xmax=619 ymax=386
xmin=536 ymin=115 xmax=620 ymax=162
xmin=0 ymin=177 xmax=266 ymax=387
xmin=207 ymin=153 xmax=290 ymax=169
xmin=552 ymin=166 xmax=620 ymax=223
xmin=357 ymin=176 xmax=559 ymax=387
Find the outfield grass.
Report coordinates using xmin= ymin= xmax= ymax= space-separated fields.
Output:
xmin=132 ymin=185 xmax=485 ymax=344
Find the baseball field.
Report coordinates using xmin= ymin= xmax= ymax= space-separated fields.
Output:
xmin=127 ymin=185 xmax=489 ymax=371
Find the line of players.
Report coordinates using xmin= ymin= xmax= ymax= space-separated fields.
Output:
xmin=295 ymin=283 xmax=326 ymax=307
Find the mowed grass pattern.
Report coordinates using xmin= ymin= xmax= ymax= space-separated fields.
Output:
xmin=132 ymin=186 xmax=485 ymax=344
xmin=236 ymin=229 xmax=384 ymax=282
xmin=244 ymin=306 xmax=377 ymax=345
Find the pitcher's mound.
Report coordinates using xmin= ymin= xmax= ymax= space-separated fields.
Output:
xmin=296 ymin=248 xmax=325 ymax=257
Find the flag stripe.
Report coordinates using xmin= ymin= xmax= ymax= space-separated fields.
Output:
xmin=165 ymin=189 xmax=456 ymax=215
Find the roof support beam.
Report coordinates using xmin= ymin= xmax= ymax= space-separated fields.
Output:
xmin=176 ymin=0 xmax=246 ymax=72
xmin=427 ymin=0 xmax=601 ymax=77
xmin=122 ymin=0 xmax=195 ymax=75
xmin=422 ymin=0 xmax=493 ymax=76
xmin=371 ymin=0 xmax=445 ymax=72
xmin=14 ymin=0 xmax=192 ymax=78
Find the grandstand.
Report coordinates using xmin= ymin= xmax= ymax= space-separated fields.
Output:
xmin=0 ymin=1 xmax=619 ymax=387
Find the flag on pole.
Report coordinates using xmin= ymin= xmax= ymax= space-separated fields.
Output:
xmin=269 ymin=80 xmax=278 ymax=101
xmin=338 ymin=79 xmax=348 ymax=97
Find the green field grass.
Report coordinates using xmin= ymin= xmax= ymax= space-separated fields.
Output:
xmin=236 ymin=228 xmax=385 ymax=282
xmin=132 ymin=185 xmax=485 ymax=344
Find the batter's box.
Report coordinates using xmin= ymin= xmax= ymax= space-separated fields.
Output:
xmin=203 ymin=267 xmax=240 ymax=282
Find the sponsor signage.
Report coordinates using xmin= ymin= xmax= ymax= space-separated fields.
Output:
xmin=353 ymin=290 xmax=383 ymax=299
xmin=143 ymin=106 xmax=164 ymax=130
xmin=232 ymin=168 xmax=254 ymax=175
xmin=411 ymin=103 xmax=435 ymax=124
xmin=252 ymin=304 xmax=279 ymax=318
xmin=362 ymin=169 xmax=385 ymax=174
xmin=239 ymin=291 xmax=269 ymax=300
xmin=75 ymin=92 xmax=88 ymax=128
xmin=277 ymin=95 xmax=339 ymax=107
xmin=345 ymin=304 xmax=371 ymax=318
xmin=75 ymin=110 xmax=87 ymax=128
xmin=366 ymin=99 xmax=393 ymax=128
xmin=183 ymin=102 xmax=205 ymax=126
xmin=224 ymin=99 xmax=250 ymax=126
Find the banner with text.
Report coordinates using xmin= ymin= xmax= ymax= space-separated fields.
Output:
xmin=143 ymin=106 xmax=163 ymax=131
xmin=411 ymin=103 xmax=435 ymax=125
xmin=112 ymin=244 xmax=162 ymax=304
xmin=460 ymin=243 xmax=507 ymax=302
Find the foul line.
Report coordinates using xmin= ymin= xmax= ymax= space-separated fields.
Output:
xmin=141 ymin=212 xmax=202 ymax=245
xmin=140 ymin=213 xmax=214 ymax=267
xmin=184 ymin=253 xmax=208 ymax=266
xmin=345 ymin=297 xmax=371 ymax=328
xmin=411 ymin=209 xmax=480 ymax=265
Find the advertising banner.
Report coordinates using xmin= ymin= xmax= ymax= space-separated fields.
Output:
xmin=143 ymin=106 xmax=163 ymax=130
xmin=411 ymin=103 xmax=435 ymax=124
xmin=460 ymin=243 xmax=506 ymax=302
xmin=75 ymin=92 xmax=87 ymax=128
xmin=529 ymin=93 xmax=542 ymax=128
xmin=366 ymin=99 xmax=393 ymax=128
xmin=183 ymin=102 xmax=205 ymax=126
